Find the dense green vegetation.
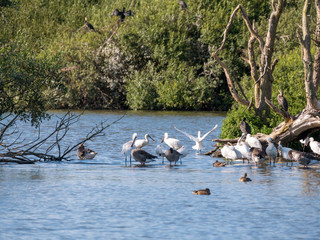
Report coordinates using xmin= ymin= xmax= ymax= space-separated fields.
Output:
xmin=0 ymin=0 xmax=314 ymax=137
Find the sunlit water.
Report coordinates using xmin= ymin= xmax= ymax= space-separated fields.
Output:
xmin=1 ymin=111 xmax=320 ymax=239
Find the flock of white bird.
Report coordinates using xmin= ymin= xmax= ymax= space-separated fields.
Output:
xmin=119 ymin=124 xmax=218 ymax=166
xmin=220 ymin=118 xmax=320 ymax=167
xmin=77 ymin=117 xmax=320 ymax=168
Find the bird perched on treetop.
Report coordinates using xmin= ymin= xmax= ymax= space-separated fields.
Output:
xmin=277 ymin=90 xmax=288 ymax=112
xmin=179 ymin=0 xmax=188 ymax=10
xmin=111 ymin=7 xmax=134 ymax=22
xmin=84 ymin=17 xmax=95 ymax=31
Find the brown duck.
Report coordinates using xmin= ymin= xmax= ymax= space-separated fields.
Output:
xmin=213 ymin=160 xmax=226 ymax=167
xmin=192 ymin=188 xmax=211 ymax=195
xmin=239 ymin=173 xmax=252 ymax=182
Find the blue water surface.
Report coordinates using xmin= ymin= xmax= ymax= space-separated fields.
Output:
xmin=0 ymin=111 xmax=319 ymax=240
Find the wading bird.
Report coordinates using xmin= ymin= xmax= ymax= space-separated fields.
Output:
xmin=308 ymin=137 xmax=320 ymax=156
xmin=266 ymin=137 xmax=277 ymax=165
xmin=161 ymin=132 xmax=183 ymax=150
xmin=121 ymin=133 xmax=137 ymax=164
xmin=134 ymin=133 xmax=154 ymax=149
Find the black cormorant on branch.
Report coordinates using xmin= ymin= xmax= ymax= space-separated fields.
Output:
xmin=277 ymin=90 xmax=288 ymax=112
xmin=239 ymin=117 xmax=251 ymax=142
xmin=111 ymin=7 xmax=134 ymax=22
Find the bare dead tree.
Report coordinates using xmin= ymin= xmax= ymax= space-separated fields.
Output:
xmin=212 ymin=0 xmax=320 ymax=146
xmin=0 ymin=112 xmax=125 ymax=163
xmin=211 ymin=1 xmax=286 ymax=115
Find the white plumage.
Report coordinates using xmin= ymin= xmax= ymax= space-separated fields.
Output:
xmin=134 ymin=133 xmax=154 ymax=149
xmin=245 ymin=134 xmax=262 ymax=149
xmin=161 ymin=132 xmax=183 ymax=150
xmin=174 ymin=124 xmax=218 ymax=152
xmin=235 ymin=142 xmax=251 ymax=160
xmin=308 ymin=137 xmax=320 ymax=155
xmin=121 ymin=133 xmax=137 ymax=163
xmin=266 ymin=137 xmax=277 ymax=165
xmin=278 ymin=143 xmax=292 ymax=160
xmin=221 ymin=144 xmax=242 ymax=161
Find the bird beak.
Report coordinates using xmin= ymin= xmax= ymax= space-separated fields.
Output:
xmin=149 ymin=135 xmax=155 ymax=141
xmin=161 ymin=137 xmax=164 ymax=143
xmin=131 ymin=136 xmax=137 ymax=147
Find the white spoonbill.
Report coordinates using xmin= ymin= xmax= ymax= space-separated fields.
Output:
xmin=77 ymin=143 xmax=97 ymax=160
xmin=174 ymin=124 xmax=218 ymax=153
xmin=134 ymin=133 xmax=154 ymax=149
xmin=221 ymin=144 xmax=242 ymax=163
xmin=161 ymin=132 xmax=183 ymax=150
xmin=278 ymin=143 xmax=293 ymax=165
xmin=235 ymin=142 xmax=251 ymax=161
xmin=121 ymin=133 xmax=137 ymax=164
xmin=266 ymin=137 xmax=277 ymax=165
xmin=299 ymin=137 xmax=309 ymax=152
xmin=308 ymin=137 xmax=320 ymax=155
xmin=245 ymin=134 xmax=262 ymax=149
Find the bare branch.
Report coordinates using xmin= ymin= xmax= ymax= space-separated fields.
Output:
xmin=211 ymin=53 xmax=250 ymax=107
xmin=215 ymin=4 xmax=264 ymax=56
xmin=59 ymin=114 xmax=126 ymax=160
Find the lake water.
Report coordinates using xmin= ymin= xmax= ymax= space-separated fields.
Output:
xmin=1 ymin=111 xmax=320 ymax=239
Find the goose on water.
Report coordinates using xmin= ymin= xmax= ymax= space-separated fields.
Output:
xmin=174 ymin=124 xmax=218 ymax=153
xmin=130 ymin=136 xmax=157 ymax=166
xmin=164 ymin=148 xmax=182 ymax=166
xmin=288 ymin=150 xmax=318 ymax=168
